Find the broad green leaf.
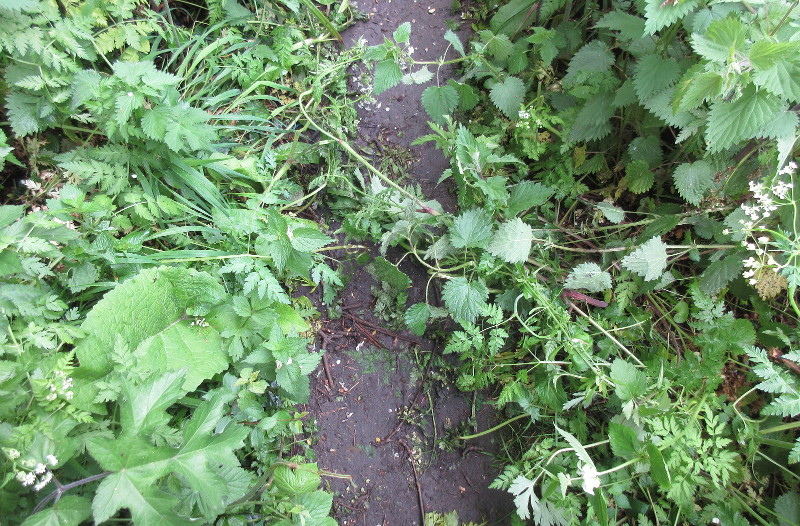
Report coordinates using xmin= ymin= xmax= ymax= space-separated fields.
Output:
xmin=691 ymin=16 xmax=747 ymax=63
xmin=564 ymin=262 xmax=612 ymax=293
xmin=673 ymin=160 xmax=713 ymax=205
xmin=0 ymin=205 xmax=25 ymax=228
xmin=93 ymin=472 xmax=188 ymax=525
xmin=595 ymin=202 xmax=625 ymax=224
xmin=563 ymin=41 xmax=614 ymax=86
xmin=489 ymin=76 xmax=525 ymax=119
xmin=634 ymin=54 xmax=680 ymax=101
xmin=421 ymin=84 xmax=459 ymax=123
xmin=449 ymin=80 xmax=478 ymax=112
xmin=274 ymin=463 xmax=322 ymax=495
xmin=373 ymin=60 xmax=402 ymax=95
xmin=371 ymin=256 xmax=411 ymax=291
xmin=21 ymin=496 xmax=92 ymax=526
xmin=507 ymin=181 xmax=555 ymax=217
xmin=646 ymin=443 xmax=671 ymax=488
xmin=753 ymin=60 xmax=800 ymax=103
xmin=621 ymin=236 xmax=668 ymax=281
xmin=480 ymin=30 xmax=514 ymax=61
xmin=569 ymin=93 xmax=615 ymax=143
xmin=625 ymin=159 xmax=654 ymax=194
xmin=444 ymin=29 xmax=465 ymax=56
xmin=120 ymin=370 xmax=187 ymax=437
xmin=289 ymin=227 xmax=333 ymax=252
xmin=775 ymin=492 xmax=800 ymax=526
xmin=643 ymin=0 xmax=699 ymax=35
xmin=596 ymin=11 xmax=646 ymax=40
xmin=449 ymin=208 xmax=493 ymax=249
xmin=699 ymin=254 xmax=743 ymax=295
xmin=393 ymin=22 xmax=411 ymax=43
xmin=673 ymin=67 xmax=723 ymax=112
xmin=706 ymin=86 xmax=785 ymax=153
xmin=488 ymin=218 xmax=533 ymax=264
xmin=490 ymin=0 xmax=538 ymax=36
xmin=405 ymin=303 xmax=430 ymax=336
xmin=749 ymin=41 xmax=800 ymax=70
xmin=402 ymin=67 xmax=434 ymax=85
xmin=609 ymin=422 xmax=640 ymax=459
xmin=441 ymin=277 xmax=488 ymax=324
xmin=610 ymin=359 xmax=648 ymax=400
xmin=296 ymin=490 xmax=335 ymax=523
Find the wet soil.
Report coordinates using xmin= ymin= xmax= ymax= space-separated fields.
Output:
xmin=303 ymin=2 xmax=516 ymax=525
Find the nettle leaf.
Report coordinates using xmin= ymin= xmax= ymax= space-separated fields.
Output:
xmin=691 ymin=16 xmax=747 ymax=64
xmin=625 ymin=159 xmax=654 ymax=194
xmin=507 ymin=181 xmax=555 ymax=217
xmin=393 ymin=22 xmax=411 ymax=43
xmin=569 ymin=93 xmax=615 ymax=143
xmin=596 ymin=11 xmax=646 ymax=41
xmin=753 ymin=60 xmax=800 ymax=103
xmin=634 ymin=54 xmax=680 ymax=101
xmin=21 ymin=496 xmax=92 ymax=526
xmin=441 ymin=277 xmax=488 ymax=324
xmin=421 ymin=84 xmax=459 ymax=123
xmin=621 ymin=236 xmax=668 ymax=281
xmin=565 ymin=262 xmax=612 ymax=293
xmin=643 ymin=0 xmax=699 ymax=35
xmin=444 ymin=29 xmax=465 ymax=57
xmin=609 ymin=422 xmax=641 ymax=459
xmin=489 ymin=76 xmax=525 ymax=119
xmin=673 ymin=66 xmax=723 ymax=112
xmin=402 ymin=67 xmax=434 ymax=85
xmin=289 ymin=227 xmax=333 ymax=252
xmin=775 ymin=492 xmax=800 ymax=526
xmin=274 ymin=463 xmax=322 ymax=495
xmin=596 ymin=202 xmax=625 ymax=224
xmin=700 ymin=254 xmax=744 ymax=295
xmin=450 ymin=208 xmax=493 ymax=249
xmin=563 ymin=41 xmax=615 ymax=86
xmin=373 ymin=60 xmax=402 ymax=95
xmin=673 ymin=160 xmax=714 ymax=205
xmin=480 ymin=30 xmax=513 ymax=61
xmin=405 ymin=303 xmax=430 ymax=336
xmin=610 ymin=358 xmax=647 ymax=400
xmin=488 ymin=218 xmax=533 ymax=264
xmin=706 ymin=86 xmax=785 ymax=153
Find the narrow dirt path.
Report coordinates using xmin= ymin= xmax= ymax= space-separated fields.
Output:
xmin=304 ymin=2 xmax=515 ymax=525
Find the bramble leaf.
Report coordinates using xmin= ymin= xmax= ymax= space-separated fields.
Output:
xmin=621 ymin=237 xmax=668 ymax=281
xmin=489 ymin=76 xmax=525 ymax=119
xmin=488 ymin=218 xmax=533 ymax=264
xmin=442 ymin=277 xmax=488 ymax=323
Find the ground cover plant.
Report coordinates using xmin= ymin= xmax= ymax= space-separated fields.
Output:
xmin=0 ymin=0 xmax=359 ymax=524
xmin=342 ymin=0 xmax=800 ymax=523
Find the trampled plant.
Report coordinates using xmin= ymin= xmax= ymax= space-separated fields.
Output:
xmin=346 ymin=0 xmax=800 ymax=523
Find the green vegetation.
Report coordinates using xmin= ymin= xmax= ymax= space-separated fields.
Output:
xmin=348 ymin=0 xmax=800 ymax=523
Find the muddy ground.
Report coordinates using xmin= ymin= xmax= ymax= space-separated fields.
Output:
xmin=302 ymin=1 xmax=516 ymax=525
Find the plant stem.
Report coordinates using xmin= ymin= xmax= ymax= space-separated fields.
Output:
xmin=458 ymin=413 xmax=530 ymax=440
xmin=34 ymin=472 xmax=112 ymax=514
xmin=760 ymin=420 xmax=800 ymax=434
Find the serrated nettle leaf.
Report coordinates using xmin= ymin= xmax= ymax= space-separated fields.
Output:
xmin=373 ymin=60 xmax=403 ymax=95
xmin=479 ymin=30 xmax=513 ymax=61
xmin=274 ymin=463 xmax=322 ymax=495
xmin=700 ymin=254 xmax=744 ymax=295
xmin=643 ymin=0 xmax=699 ymax=35
xmin=444 ymin=29 xmax=465 ymax=56
xmin=609 ymin=422 xmax=641 ymax=459
xmin=673 ymin=67 xmax=723 ymax=112
xmin=565 ymin=262 xmax=612 ymax=293
xmin=748 ymin=41 xmax=800 ymax=70
xmin=402 ymin=66 xmax=434 ymax=85
xmin=507 ymin=181 xmax=555 ymax=217
xmin=753 ymin=60 xmax=800 ymax=103
xmin=488 ymin=218 xmax=533 ymax=264
xmin=610 ymin=358 xmax=648 ymax=400
xmin=633 ymin=54 xmax=680 ymax=101
xmin=393 ymin=22 xmax=411 ymax=43
xmin=596 ymin=11 xmax=646 ymax=40
xmin=441 ymin=277 xmax=488 ymax=324
xmin=489 ymin=76 xmax=525 ymax=119
xmin=405 ymin=303 xmax=430 ymax=336
xmin=673 ymin=160 xmax=713 ymax=206
xmin=706 ymin=85 xmax=785 ymax=153
xmin=595 ymin=202 xmax=624 ymax=224
xmin=625 ymin=159 xmax=654 ymax=194
xmin=450 ymin=208 xmax=493 ymax=249
xmin=621 ymin=236 xmax=668 ymax=281
xmin=421 ymin=84 xmax=459 ymax=123
xmin=563 ymin=41 xmax=615 ymax=86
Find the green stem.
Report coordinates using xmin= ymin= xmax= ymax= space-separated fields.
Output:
xmin=458 ymin=413 xmax=530 ymax=440
xmin=760 ymin=420 xmax=800 ymax=435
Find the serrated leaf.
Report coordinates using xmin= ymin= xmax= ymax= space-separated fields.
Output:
xmin=706 ymin=86 xmax=785 ymax=153
xmin=289 ymin=227 xmax=332 ymax=252
xmin=509 ymin=476 xmax=538 ymax=521
xmin=691 ymin=16 xmax=747 ymax=64
xmin=621 ymin=236 xmax=668 ymax=281
xmin=450 ymin=208 xmax=493 ymax=249
xmin=488 ymin=218 xmax=533 ymax=264
xmin=643 ymin=0 xmax=699 ymax=35
xmin=371 ymin=256 xmax=411 ymax=291
xmin=444 ymin=29 xmax=465 ymax=56
xmin=402 ymin=66 xmax=434 ymax=85
xmin=507 ymin=181 xmax=555 ymax=217
xmin=673 ymin=67 xmax=723 ymax=112
xmin=489 ymin=76 xmax=525 ymax=119
xmin=480 ymin=30 xmax=513 ymax=61
xmin=21 ymin=496 xmax=92 ymax=526
xmin=625 ymin=159 xmax=654 ymax=194
xmin=749 ymin=41 xmax=800 ymax=71
xmin=596 ymin=11 xmax=646 ymax=40
xmin=563 ymin=41 xmax=615 ymax=86
xmin=569 ymin=93 xmax=615 ymax=143
xmin=595 ymin=202 xmax=625 ymax=224
xmin=775 ymin=492 xmax=800 ymax=526
xmin=700 ymin=254 xmax=743 ymax=295
xmin=393 ymin=22 xmax=411 ymax=43
xmin=441 ymin=277 xmax=488 ymax=323
xmin=673 ymin=160 xmax=713 ymax=205
xmin=373 ymin=60 xmax=402 ymax=95
xmin=634 ymin=54 xmax=680 ymax=101
xmin=421 ymin=84 xmax=459 ymax=123
xmin=405 ymin=303 xmax=430 ymax=336
xmin=610 ymin=359 xmax=648 ymax=400
xmin=609 ymin=422 xmax=640 ymax=459
xmin=273 ymin=463 xmax=322 ymax=495
xmin=753 ymin=60 xmax=800 ymax=103
xmin=565 ymin=262 xmax=612 ymax=293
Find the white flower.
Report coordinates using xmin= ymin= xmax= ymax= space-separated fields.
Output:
xmin=34 ymin=463 xmax=46 ymax=474
xmin=275 ymin=360 xmax=283 ymax=370
xmin=758 ymin=236 xmax=769 ymax=243
xmin=7 ymin=449 xmax=20 ymax=460
xmin=127 ymin=91 xmax=133 ymax=98
xmin=19 ymin=472 xmax=36 ymax=486
xmin=46 ymin=455 xmax=57 ymax=466
xmin=34 ymin=471 xmax=53 ymax=491
xmin=64 ymin=391 xmax=74 ymax=400
xmin=577 ymin=463 xmax=601 ymax=495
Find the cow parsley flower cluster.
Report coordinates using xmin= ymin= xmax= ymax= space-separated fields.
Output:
xmin=14 ymin=455 xmax=58 ymax=492
xmin=45 ymin=370 xmax=74 ymax=402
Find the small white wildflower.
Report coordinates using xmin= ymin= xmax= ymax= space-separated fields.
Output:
xmin=275 ymin=360 xmax=283 ymax=370
xmin=34 ymin=471 xmax=53 ymax=491
xmin=577 ymin=463 xmax=601 ymax=495
xmin=758 ymin=236 xmax=769 ymax=243
xmin=46 ymin=455 xmax=57 ymax=466
xmin=45 ymin=393 xmax=57 ymax=402
xmin=749 ymin=278 xmax=758 ymax=285
xmin=746 ymin=243 xmax=756 ymax=250
xmin=743 ymin=270 xmax=755 ymax=278
xmin=34 ymin=463 xmax=46 ymax=474
xmin=64 ymin=391 xmax=74 ymax=400
xmin=20 ymin=472 xmax=36 ymax=486
xmin=710 ymin=518 xmax=720 ymax=525
xmin=287 ymin=357 xmax=293 ymax=365
xmin=722 ymin=229 xmax=730 ymax=235
xmin=127 ymin=91 xmax=133 ymax=97
xmin=130 ymin=173 xmax=137 ymax=179
xmin=8 ymin=449 xmax=20 ymax=460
